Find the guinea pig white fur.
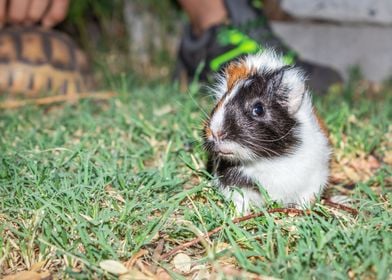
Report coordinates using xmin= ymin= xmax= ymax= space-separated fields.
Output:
xmin=203 ymin=50 xmax=331 ymax=213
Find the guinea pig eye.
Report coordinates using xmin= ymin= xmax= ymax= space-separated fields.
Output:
xmin=251 ymin=102 xmax=265 ymax=117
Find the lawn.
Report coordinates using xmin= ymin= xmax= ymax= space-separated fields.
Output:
xmin=0 ymin=73 xmax=391 ymax=279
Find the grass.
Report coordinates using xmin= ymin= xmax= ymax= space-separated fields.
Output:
xmin=0 ymin=73 xmax=391 ymax=279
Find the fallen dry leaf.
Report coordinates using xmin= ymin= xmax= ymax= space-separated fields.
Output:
xmin=383 ymin=150 xmax=392 ymax=166
xmin=119 ymin=269 xmax=153 ymax=280
xmin=135 ymin=260 xmax=155 ymax=277
xmin=79 ymin=213 xmax=94 ymax=223
xmin=331 ymin=154 xmax=382 ymax=185
xmin=348 ymin=269 xmax=356 ymax=279
xmin=30 ymin=261 xmax=47 ymax=272
xmin=218 ymin=264 xmax=281 ymax=280
xmin=329 ymin=195 xmax=352 ymax=205
xmin=153 ymin=105 xmax=174 ymax=116
xmin=37 ymin=271 xmax=51 ymax=280
xmin=192 ymin=269 xmax=210 ymax=280
xmin=215 ymin=242 xmax=230 ymax=253
xmin=99 ymin=260 xmax=129 ymax=275
xmin=124 ymin=249 xmax=149 ymax=269
xmin=342 ymin=166 xmax=361 ymax=182
xmin=3 ymin=271 xmax=42 ymax=280
xmin=156 ymin=268 xmax=172 ymax=280
xmin=191 ymin=264 xmax=210 ymax=280
xmin=351 ymin=155 xmax=381 ymax=171
xmin=105 ymin=185 xmax=126 ymax=203
xmin=172 ymin=253 xmax=192 ymax=274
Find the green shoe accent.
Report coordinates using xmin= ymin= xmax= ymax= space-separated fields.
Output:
xmin=283 ymin=50 xmax=297 ymax=65
xmin=210 ymin=28 xmax=260 ymax=71
xmin=209 ymin=28 xmax=298 ymax=72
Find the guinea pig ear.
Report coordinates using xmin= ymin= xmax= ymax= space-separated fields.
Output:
xmin=266 ymin=68 xmax=286 ymax=95
xmin=277 ymin=68 xmax=306 ymax=115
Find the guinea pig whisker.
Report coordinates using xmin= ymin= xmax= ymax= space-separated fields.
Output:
xmin=202 ymin=141 xmax=215 ymax=153
xmin=240 ymin=138 xmax=280 ymax=157
xmin=255 ymin=122 xmax=298 ymax=143
xmin=185 ymin=90 xmax=210 ymax=119
xmin=248 ymin=139 xmax=281 ymax=157
xmin=257 ymin=145 xmax=280 ymax=157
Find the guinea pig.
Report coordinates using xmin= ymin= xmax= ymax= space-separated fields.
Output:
xmin=203 ymin=50 xmax=331 ymax=213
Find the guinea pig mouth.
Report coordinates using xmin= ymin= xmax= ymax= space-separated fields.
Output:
xmin=217 ymin=151 xmax=234 ymax=156
xmin=215 ymin=147 xmax=234 ymax=156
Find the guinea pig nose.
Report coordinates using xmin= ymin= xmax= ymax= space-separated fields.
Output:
xmin=213 ymin=130 xmax=226 ymax=141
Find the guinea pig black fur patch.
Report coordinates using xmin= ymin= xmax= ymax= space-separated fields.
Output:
xmin=220 ymin=71 xmax=301 ymax=158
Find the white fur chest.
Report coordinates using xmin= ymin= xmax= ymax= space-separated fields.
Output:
xmin=240 ymin=126 xmax=330 ymax=205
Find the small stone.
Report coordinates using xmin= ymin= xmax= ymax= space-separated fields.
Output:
xmin=172 ymin=253 xmax=192 ymax=274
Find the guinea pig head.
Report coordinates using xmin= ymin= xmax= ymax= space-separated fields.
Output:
xmin=203 ymin=56 xmax=307 ymax=162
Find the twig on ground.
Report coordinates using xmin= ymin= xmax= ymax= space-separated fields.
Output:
xmin=323 ymin=198 xmax=359 ymax=216
xmin=160 ymin=208 xmax=308 ymax=260
xmin=125 ymin=249 xmax=149 ymax=269
xmin=151 ymin=238 xmax=165 ymax=273
xmin=0 ymin=91 xmax=116 ymax=109
xmin=161 ymin=200 xmax=359 ymax=260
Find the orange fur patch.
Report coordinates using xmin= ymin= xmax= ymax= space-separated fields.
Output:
xmin=204 ymin=126 xmax=212 ymax=138
xmin=226 ymin=62 xmax=251 ymax=91
xmin=315 ymin=111 xmax=330 ymax=139
xmin=314 ymin=111 xmax=332 ymax=168
xmin=215 ymin=98 xmax=224 ymax=110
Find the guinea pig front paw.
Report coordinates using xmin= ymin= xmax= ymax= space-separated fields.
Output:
xmin=285 ymin=193 xmax=318 ymax=209
xmin=221 ymin=186 xmax=264 ymax=215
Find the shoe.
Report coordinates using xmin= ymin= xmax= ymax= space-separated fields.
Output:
xmin=176 ymin=0 xmax=342 ymax=93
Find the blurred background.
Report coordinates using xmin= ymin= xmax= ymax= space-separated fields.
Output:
xmin=58 ymin=0 xmax=183 ymax=84
xmin=59 ymin=0 xmax=392 ymax=84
